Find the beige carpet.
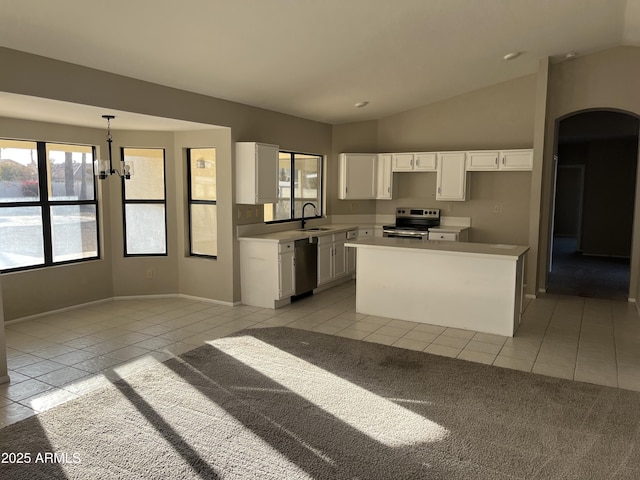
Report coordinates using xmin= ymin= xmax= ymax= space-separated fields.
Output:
xmin=1 ymin=326 xmax=639 ymax=479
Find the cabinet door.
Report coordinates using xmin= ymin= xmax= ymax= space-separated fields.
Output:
xmin=339 ymin=154 xmax=376 ymax=199
xmin=317 ymin=241 xmax=333 ymax=285
xmin=346 ymin=246 xmax=356 ymax=275
xmin=278 ymin=250 xmax=295 ymax=299
xmin=500 ymin=149 xmax=533 ymax=170
xmin=414 ymin=152 xmax=437 ymax=171
xmin=236 ymin=142 xmax=279 ymax=204
xmin=392 ymin=153 xmax=415 ymax=171
xmin=255 ymin=143 xmax=279 ymax=203
xmin=333 ymin=239 xmax=346 ymax=278
xmin=466 ymin=151 xmax=499 ymax=171
xmin=436 ymin=152 xmax=466 ymax=201
xmin=376 ymin=154 xmax=393 ymax=199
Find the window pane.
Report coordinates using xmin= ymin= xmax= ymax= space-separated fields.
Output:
xmin=125 ymin=204 xmax=166 ymax=254
xmin=123 ymin=148 xmax=165 ymax=200
xmin=46 ymin=144 xmax=94 ymax=201
xmin=190 ymin=148 xmax=216 ymax=201
xmin=293 ymin=154 xmax=321 ymax=219
xmin=0 ymin=139 xmax=40 ymax=202
xmin=0 ymin=206 xmax=44 ymax=269
xmin=51 ymin=205 xmax=98 ymax=262
xmin=190 ymin=204 xmax=217 ymax=256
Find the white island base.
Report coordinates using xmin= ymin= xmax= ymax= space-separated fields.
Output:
xmin=346 ymin=238 xmax=529 ymax=337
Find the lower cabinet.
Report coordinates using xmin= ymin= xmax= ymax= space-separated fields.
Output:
xmin=240 ymin=239 xmax=296 ymax=309
xmin=317 ymin=231 xmax=350 ymax=286
xmin=278 ymin=243 xmax=295 ymax=299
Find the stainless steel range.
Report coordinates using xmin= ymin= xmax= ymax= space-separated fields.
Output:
xmin=383 ymin=207 xmax=441 ymax=239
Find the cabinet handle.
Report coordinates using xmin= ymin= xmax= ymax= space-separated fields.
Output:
xmin=438 ymin=187 xmax=441 ymax=194
xmin=410 ymin=159 xmax=413 ymax=167
xmin=416 ymin=159 xmax=420 ymax=167
xmin=495 ymin=157 xmax=498 ymax=165
xmin=387 ymin=186 xmax=390 ymax=193
xmin=502 ymin=156 xmax=505 ymax=165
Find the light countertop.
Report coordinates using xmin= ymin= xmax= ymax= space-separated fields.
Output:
xmin=345 ymin=237 xmax=529 ymax=259
xmin=238 ymin=224 xmax=359 ymax=243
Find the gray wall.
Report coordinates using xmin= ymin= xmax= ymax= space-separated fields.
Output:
xmin=543 ymin=46 xmax=640 ymax=298
xmin=0 ymin=47 xmax=332 ymax=319
xmin=331 ymin=74 xmax=538 ymax=246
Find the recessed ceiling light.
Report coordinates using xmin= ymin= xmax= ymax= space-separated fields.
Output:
xmin=355 ymin=101 xmax=369 ymax=108
xmin=503 ymin=52 xmax=521 ymax=61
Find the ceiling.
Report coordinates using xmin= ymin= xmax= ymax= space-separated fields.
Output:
xmin=1 ymin=0 xmax=639 ymax=128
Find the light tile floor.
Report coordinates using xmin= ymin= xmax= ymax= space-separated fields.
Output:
xmin=2 ymin=281 xmax=640 ymax=428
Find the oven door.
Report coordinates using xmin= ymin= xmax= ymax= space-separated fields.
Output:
xmin=383 ymin=228 xmax=429 ymax=239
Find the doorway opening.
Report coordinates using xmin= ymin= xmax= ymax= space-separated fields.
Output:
xmin=549 ymin=110 xmax=640 ymax=300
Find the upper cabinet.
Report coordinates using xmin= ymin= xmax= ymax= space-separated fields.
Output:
xmin=338 ymin=153 xmax=393 ymax=200
xmin=392 ymin=152 xmax=437 ymax=172
xmin=376 ymin=154 xmax=393 ymax=200
xmin=338 ymin=153 xmax=377 ymax=199
xmin=436 ymin=152 xmax=466 ymax=201
xmin=236 ymin=142 xmax=279 ymax=204
xmin=466 ymin=149 xmax=533 ymax=171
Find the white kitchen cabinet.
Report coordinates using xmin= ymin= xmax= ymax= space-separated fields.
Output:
xmin=376 ymin=154 xmax=393 ymax=199
xmin=392 ymin=152 xmax=437 ymax=172
xmin=240 ymin=238 xmax=296 ymax=308
xmin=466 ymin=149 xmax=533 ymax=171
xmin=436 ymin=152 xmax=466 ymax=201
xmin=317 ymin=232 xmax=349 ymax=286
xmin=338 ymin=153 xmax=377 ymax=199
xmin=278 ymin=243 xmax=295 ymax=299
xmin=346 ymin=229 xmax=359 ymax=275
xmin=236 ymin=142 xmax=279 ymax=204
xmin=501 ymin=149 xmax=533 ymax=170
xmin=466 ymin=151 xmax=500 ymax=170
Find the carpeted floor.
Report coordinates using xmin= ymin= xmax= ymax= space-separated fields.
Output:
xmin=1 ymin=327 xmax=639 ymax=479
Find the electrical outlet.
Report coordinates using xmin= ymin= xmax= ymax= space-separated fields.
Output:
xmin=493 ymin=204 xmax=502 ymax=214
xmin=447 ymin=204 xmax=453 ymax=212
xmin=146 ymin=268 xmax=153 ymax=279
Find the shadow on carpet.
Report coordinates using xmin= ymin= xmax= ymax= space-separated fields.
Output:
xmin=1 ymin=326 xmax=639 ymax=479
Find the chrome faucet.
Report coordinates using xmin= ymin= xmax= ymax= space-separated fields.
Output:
xmin=301 ymin=202 xmax=318 ymax=229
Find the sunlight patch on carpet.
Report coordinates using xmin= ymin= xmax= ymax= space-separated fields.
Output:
xmin=209 ymin=335 xmax=449 ymax=447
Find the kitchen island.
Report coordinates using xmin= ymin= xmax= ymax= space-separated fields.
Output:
xmin=345 ymin=237 xmax=529 ymax=337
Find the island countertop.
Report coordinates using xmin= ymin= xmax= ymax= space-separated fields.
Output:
xmin=345 ymin=237 xmax=529 ymax=259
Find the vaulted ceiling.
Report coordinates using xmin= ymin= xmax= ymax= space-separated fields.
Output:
xmin=1 ymin=0 xmax=639 ymax=126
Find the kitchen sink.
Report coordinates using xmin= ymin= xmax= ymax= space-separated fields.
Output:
xmin=297 ymin=227 xmax=332 ymax=232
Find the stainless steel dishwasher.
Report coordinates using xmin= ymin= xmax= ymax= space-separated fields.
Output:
xmin=294 ymin=237 xmax=318 ymax=296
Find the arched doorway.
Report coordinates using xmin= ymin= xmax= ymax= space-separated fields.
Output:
xmin=548 ymin=110 xmax=640 ymax=300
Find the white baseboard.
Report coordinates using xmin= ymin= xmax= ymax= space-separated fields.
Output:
xmin=177 ymin=294 xmax=239 ymax=307
xmin=7 ymin=293 xmax=239 ymax=325
xmin=5 ymin=297 xmax=113 ymax=325
xmin=525 ymin=294 xmax=537 ymax=300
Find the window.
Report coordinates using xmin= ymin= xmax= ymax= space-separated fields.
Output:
xmin=187 ymin=148 xmax=217 ymax=257
xmin=122 ymin=148 xmax=167 ymax=255
xmin=264 ymin=151 xmax=322 ymax=222
xmin=0 ymin=139 xmax=98 ymax=271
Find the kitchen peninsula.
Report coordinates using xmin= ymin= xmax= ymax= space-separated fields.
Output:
xmin=345 ymin=238 xmax=529 ymax=337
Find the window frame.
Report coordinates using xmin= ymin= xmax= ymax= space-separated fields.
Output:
xmin=186 ymin=147 xmax=217 ymax=259
xmin=121 ymin=147 xmax=168 ymax=257
xmin=264 ymin=150 xmax=323 ymax=225
xmin=0 ymin=139 xmax=100 ymax=273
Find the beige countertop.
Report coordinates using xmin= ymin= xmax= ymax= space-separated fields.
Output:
xmin=238 ymin=224 xmax=359 ymax=243
xmin=345 ymin=237 xmax=529 ymax=259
